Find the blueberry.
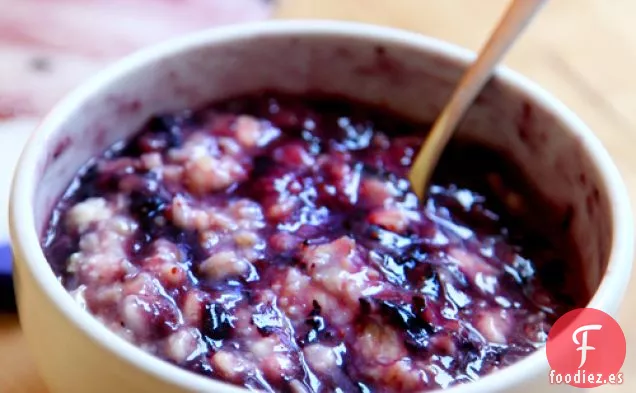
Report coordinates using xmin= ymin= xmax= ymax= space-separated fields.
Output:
xmin=378 ymin=300 xmax=432 ymax=349
xmin=484 ymin=347 xmax=506 ymax=364
xmin=251 ymin=303 xmax=284 ymax=336
xmin=43 ymin=234 xmax=78 ymax=277
xmin=130 ymin=192 xmax=168 ymax=219
xmin=170 ymin=229 xmax=208 ymax=263
xmin=378 ymin=300 xmax=417 ymax=328
xmin=306 ymin=314 xmax=325 ymax=331
xmin=300 ymin=300 xmax=328 ymax=345
xmin=202 ymin=303 xmax=235 ymax=340
xmin=458 ymin=339 xmax=479 ymax=353
xmin=148 ymin=114 xmax=187 ymax=140
xmin=361 ymin=163 xmax=386 ymax=178
xmin=309 ymin=300 xmax=322 ymax=316
xmin=72 ymin=163 xmax=103 ymax=199
xmin=251 ymin=155 xmax=276 ymax=178
xmin=358 ymin=297 xmax=373 ymax=315
xmin=79 ymin=162 xmax=100 ymax=185
xmin=128 ymin=178 xmax=171 ymax=232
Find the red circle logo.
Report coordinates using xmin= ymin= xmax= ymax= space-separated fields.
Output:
xmin=546 ymin=308 xmax=626 ymax=388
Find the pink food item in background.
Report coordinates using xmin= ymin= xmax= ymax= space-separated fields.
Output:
xmin=0 ymin=0 xmax=273 ymax=118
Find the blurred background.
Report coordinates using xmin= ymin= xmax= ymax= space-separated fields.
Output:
xmin=0 ymin=0 xmax=634 ymax=392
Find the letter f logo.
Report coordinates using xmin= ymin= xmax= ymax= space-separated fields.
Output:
xmin=572 ymin=324 xmax=602 ymax=369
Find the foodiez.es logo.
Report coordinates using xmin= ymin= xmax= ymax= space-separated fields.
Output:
xmin=573 ymin=324 xmax=601 ymax=369
xmin=546 ymin=308 xmax=626 ymax=388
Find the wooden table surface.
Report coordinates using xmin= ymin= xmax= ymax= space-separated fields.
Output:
xmin=2 ymin=0 xmax=635 ymax=391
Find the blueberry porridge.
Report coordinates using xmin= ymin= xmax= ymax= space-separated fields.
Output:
xmin=42 ymin=93 xmax=586 ymax=392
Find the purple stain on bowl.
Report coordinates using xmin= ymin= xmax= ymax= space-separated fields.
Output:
xmin=0 ymin=242 xmax=15 ymax=312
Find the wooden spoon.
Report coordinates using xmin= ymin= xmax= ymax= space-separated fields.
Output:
xmin=408 ymin=0 xmax=548 ymax=200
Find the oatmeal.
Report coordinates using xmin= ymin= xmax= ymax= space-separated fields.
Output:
xmin=42 ymin=94 xmax=586 ymax=392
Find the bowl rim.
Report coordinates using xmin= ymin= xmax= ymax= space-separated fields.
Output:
xmin=9 ymin=19 xmax=634 ymax=393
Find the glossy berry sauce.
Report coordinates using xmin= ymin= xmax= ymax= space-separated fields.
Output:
xmin=42 ymin=93 xmax=586 ymax=393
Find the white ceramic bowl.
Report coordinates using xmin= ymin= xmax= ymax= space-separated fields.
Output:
xmin=9 ymin=20 xmax=634 ymax=393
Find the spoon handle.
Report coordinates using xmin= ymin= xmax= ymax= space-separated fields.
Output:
xmin=408 ymin=0 xmax=548 ymax=198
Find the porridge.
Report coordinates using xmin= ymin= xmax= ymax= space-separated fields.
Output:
xmin=42 ymin=93 xmax=586 ymax=392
